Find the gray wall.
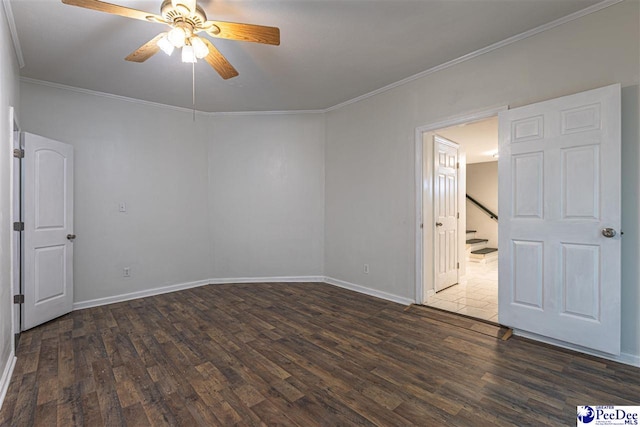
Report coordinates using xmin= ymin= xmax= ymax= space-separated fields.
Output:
xmin=208 ymin=114 xmax=325 ymax=279
xmin=466 ymin=161 xmax=498 ymax=248
xmin=324 ymin=1 xmax=640 ymax=358
xmin=20 ymin=83 xmax=326 ymax=303
xmin=20 ymin=83 xmax=213 ymax=303
xmin=0 ymin=2 xmax=20 ymax=394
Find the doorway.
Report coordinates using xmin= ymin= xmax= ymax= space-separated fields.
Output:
xmin=415 ymin=84 xmax=622 ymax=356
xmin=415 ymin=109 xmax=503 ymax=323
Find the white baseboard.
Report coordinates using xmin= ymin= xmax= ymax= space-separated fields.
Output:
xmin=73 ymin=275 xmax=412 ymax=311
xmin=73 ymin=276 xmax=325 ymax=310
xmin=73 ymin=279 xmax=213 ymax=310
xmin=514 ymin=330 xmax=640 ymax=368
xmin=208 ymin=275 xmax=325 ymax=285
xmin=0 ymin=352 xmax=16 ymax=411
xmin=323 ymin=276 xmax=414 ymax=306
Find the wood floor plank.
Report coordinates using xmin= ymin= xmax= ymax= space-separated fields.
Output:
xmin=1 ymin=282 xmax=639 ymax=426
xmin=80 ymin=391 xmax=103 ymax=426
xmin=10 ymin=372 xmax=38 ymax=426
xmin=33 ymin=399 xmax=57 ymax=427
xmin=121 ymin=402 xmax=151 ymax=426
xmin=91 ymin=358 xmax=126 ymax=426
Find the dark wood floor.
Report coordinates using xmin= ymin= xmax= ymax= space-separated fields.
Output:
xmin=1 ymin=282 xmax=639 ymax=426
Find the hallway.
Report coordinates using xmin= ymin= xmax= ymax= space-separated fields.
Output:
xmin=425 ymin=262 xmax=498 ymax=322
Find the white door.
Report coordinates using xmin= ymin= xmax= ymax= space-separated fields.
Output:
xmin=434 ymin=135 xmax=459 ymax=292
xmin=498 ymin=84 xmax=621 ymax=354
xmin=23 ymin=133 xmax=74 ymax=330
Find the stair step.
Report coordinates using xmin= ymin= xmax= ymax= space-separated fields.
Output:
xmin=466 ymin=238 xmax=488 ymax=244
xmin=471 ymin=247 xmax=498 ymax=255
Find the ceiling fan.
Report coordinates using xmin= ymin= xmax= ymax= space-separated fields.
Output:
xmin=61 ymin=0 xmax=280 ymax=79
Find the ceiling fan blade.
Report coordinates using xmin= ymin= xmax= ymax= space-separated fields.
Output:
xmin=201 ymin=39 xmax=239 ymax=80
xmin=125 ymin=33 xmax=165 ymax=63
xmin=61 ymin=0 xmax=164 ymax=23
xmin=204 ymin=21 xmax=280 ymax=46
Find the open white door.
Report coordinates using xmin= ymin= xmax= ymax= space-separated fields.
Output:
xmin=498 ymin=84 xmax=621 ymax=354
xmin=434 ymin=135 xmax=459 ymax=292
xmin=23 ymin=133 xmax=74 ymax=330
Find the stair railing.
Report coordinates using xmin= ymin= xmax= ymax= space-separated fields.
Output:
xmin=466 ymin=194 xmax=498 ymax=221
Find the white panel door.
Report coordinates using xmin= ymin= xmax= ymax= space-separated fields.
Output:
xmin=23 ymin=133 xmax=74 ymax=330
xmin=498 ymin=84 xmax=621 ymax=354
xmin=434 ymin=135 xmax=459 ymax=292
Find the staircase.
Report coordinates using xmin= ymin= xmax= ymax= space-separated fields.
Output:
xmin=466 ymin=230 xmax=498 ymax=264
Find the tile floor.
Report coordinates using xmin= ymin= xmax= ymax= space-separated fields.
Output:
xmin=425 ymin=261 xmax=498 ymax=323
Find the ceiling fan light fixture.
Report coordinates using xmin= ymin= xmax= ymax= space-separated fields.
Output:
xmin=62 ymin=0 xmax=279 ymax=81
xmin=190 ymin=36 xmax=209 ymax=59
xmin=182 ymin=44 xmax=197 ymax=63
xmin=168 ymin=26 xmax=186 ymax=47
xmin=157 ymin=34 xmax=175 ymax=56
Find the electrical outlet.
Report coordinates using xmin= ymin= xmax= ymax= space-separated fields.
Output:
xmin=123 ymin=267 xmax=131 ymax=277
xmin=363 ymin=264 xmax=369 ymax=274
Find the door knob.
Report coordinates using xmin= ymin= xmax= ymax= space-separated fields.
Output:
xmin=601 ymin=228 xmax=616 ymax=238
xmin=435 ymin=222 xmax=443 ymax=227
xmin=67 ymin=234 xmax=76 ymax=241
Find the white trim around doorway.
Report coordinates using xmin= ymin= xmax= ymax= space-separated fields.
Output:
xmin=9 ymin=106 xmax=20 ymax=350
xmin=414 ymin=105 xmax=508 ymax=305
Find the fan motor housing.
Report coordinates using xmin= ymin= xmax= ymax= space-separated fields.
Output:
xmin=160 ymin=0 xmax=207 ymax=28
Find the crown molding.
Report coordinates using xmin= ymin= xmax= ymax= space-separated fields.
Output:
xmin=20 ymin=77 xmax=209 ymax=115
xmin=20 ymin=0 xmax=623 ymax=116
xmin=209 ymin=109 xmax=325 ymax=116
xmin=2 ymin=0 xmax=24 ymax=68
xmin=324 ymin=0 xmax=624 ymax=112
xmin=20 ymin=77 xmax=325 ymax=116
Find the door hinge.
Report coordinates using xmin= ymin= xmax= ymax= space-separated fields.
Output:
xmin=13 ymin=294 xmax=24 ymax=304
xmin=456 ymin=162 xmax=459 ymax=169
xmin=457 ymin=212 xmax=460 ymax=219
xmin=13 ymin=221 xmax=24 ymax=231
xmin=457 ymin=262 xmax=460 ymax=269
xmin=13 ymin=148 xmax=24 ymax=159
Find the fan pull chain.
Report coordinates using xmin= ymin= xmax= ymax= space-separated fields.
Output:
xmin=192 ymin=61 xmax=196 ymax=122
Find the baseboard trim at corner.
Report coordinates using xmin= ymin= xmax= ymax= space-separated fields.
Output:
xmin=208 ymin=276 xmax=325 ymax=285
xmin=618 ymin=352 xmax=640 ymax=367
xmin=73 ymin=279 xmax=213 ymax=310
xmin=323 ymin=276 xmax=414 ymax=306
xmin=0 ymin=352 xmax=17 ymax=411
xmin=73 ymin=276 xmax=326 ymax=310
xmin=514 ymin=330 xmax=640 ymax=368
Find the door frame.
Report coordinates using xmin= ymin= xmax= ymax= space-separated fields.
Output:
xmin=9 ymin=106 xmax=21 ymax=349
xmin=414 ymin=105 xmax=507 ymax=304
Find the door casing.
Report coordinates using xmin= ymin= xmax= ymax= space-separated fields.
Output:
xmin=415 ymin=106 xmax=507 ymax=304
xmin=9 ymin=106 xmax=21 ymax=348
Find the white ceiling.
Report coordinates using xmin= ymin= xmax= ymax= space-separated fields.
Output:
xmin=10 ymin=0 xmax=603 ymax=112
xmin=437 ymin=116 xmax=498 ymax=164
